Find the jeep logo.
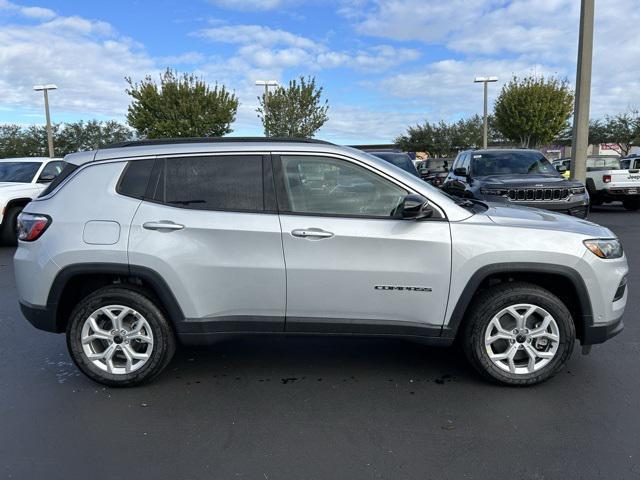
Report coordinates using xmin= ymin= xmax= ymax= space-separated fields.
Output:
xmin=628 ymin=175 xmax=640 ymax=180
xmin=375 ymin=285 xmax=432 ymax=292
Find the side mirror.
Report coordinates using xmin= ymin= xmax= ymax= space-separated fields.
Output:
xmin=453 ymin=167 xmax=468 ymax=177
xmin=556 ymin=165 xmax=567 ymax=173
xmin=38 ymin=173 xmax=56 ymax=183
xmin=399 ymin=194 xmax=433 ymax=220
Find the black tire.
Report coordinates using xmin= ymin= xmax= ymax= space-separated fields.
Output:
xmin=623 ymin=197 xmax=640 ymax=211
xmin=67 ymin=286 xmax=176 ymax=387
xmin=0 ymin=206 xmax=21 ymax=246
xmin=462 ymin=282 xmax=575 ymax=386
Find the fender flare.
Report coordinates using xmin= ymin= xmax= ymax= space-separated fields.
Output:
xmin=441 ymin=262 xmax=594 ymax=339
xmin=46 ymin=263 xmax=185 ymax=331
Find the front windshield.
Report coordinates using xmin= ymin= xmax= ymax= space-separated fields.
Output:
xmin=425 ymin=159 xmax=450 ymax=173
xmin=471 ymin=151 xmax=557 ymax=176
xmin=0 ymin=162 xmax=41 ymax=183
xmin=586 ymin=157 xmax=620 ymax=171
xmin=371 ymin=152 xmax=419 ymax=176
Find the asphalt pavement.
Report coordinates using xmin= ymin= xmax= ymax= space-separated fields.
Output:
xmin=1 ymin=206 xmax=639 ymax=480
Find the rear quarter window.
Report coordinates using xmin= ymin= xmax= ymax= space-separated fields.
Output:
xmin=116 ymin=159 xmax=155 ymax=199
xmin=38 ymin=162 xmax=78 ymax=197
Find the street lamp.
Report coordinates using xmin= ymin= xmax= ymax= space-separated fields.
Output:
xmin=33 ymin=84 xmax=58 ymax=158
xmin=474 ymin=76 xmax=498 ymax=149
xmin=255 ymin=80 xmax=279 ymax=136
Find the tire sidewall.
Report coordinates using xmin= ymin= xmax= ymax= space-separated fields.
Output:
xmin=468 ymin=286 xmax=575 ymax=385
xmin=67 ymin=287 xmax=175 ymax=387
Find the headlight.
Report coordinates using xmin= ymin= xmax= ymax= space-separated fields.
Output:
xmin=570 ymin=187 xmax=586 ymax=195
xmin=584 ymin=238 xmax=623 ymax=259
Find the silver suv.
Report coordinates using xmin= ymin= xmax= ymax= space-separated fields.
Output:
xmin=14 ymin=139 xmax=628 ymax=387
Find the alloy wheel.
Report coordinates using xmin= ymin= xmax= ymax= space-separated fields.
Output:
xmin=81 ymin=305 xmax=154 ymax=374
xmin=484 ymin=303 xmax=560 ymax=375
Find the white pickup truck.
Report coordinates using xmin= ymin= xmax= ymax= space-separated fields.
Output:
xmin=584 ymin=156 xmax=640 ymax=210
xmin=0 ymin=157 xmax=67 ymax=244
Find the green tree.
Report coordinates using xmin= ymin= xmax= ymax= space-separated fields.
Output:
xmin=599 ymin=110 xmax=640 ymax=156
xmin=56 ymin=120 xmax=133 ymax=153
xmin=0 ymin=121 xmax=133 ymax=158
xmin=126 ymin=68 xmax=239 ymax=138
xmin=257 ymin=76 xmax=329 ymax=137
xmin=395 ymin=115 xmax=499 ymax=156
xmin=494 ymin=75 xmax=574 ymax=148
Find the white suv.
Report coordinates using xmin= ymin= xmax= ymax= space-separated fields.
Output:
xmin=13 ymin=139 xmax=628 ymax=387
xmin=0 ymin=157 xmax=67 ymax=244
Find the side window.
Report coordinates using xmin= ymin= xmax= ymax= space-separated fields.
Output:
xmin=117 ymin=159 xmax=155 ymax=199
xmin=152 ymin=156 xmax=264 ymax=212
xmin=278 ymin=155 xmax=407 ymax=217
xmin=38 ymin=161 xmax=68 ymax=183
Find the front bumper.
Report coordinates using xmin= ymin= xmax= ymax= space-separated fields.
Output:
xmin=19 ymin=301 xmax=61 ymax=333
xmin=582 ymin=316 xmax=624 ymax=344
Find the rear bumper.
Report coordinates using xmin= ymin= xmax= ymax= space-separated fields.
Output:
xmin=19 ymin=301 xmax=61 ymax=333
xmin=582 ymin=316 xmax=624 ymax=345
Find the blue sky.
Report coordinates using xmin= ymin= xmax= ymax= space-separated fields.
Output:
xmin=0 ymin=0 xmax=638 ymax=143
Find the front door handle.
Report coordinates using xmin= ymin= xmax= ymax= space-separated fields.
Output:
xmin=291 ymin=228 xmax=334 ymax=239
xmin=143 ymin=221 xmax=184 ymax=231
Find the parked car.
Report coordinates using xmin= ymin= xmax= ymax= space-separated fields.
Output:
xmin=442 ymin=149 xmax=590 ymax=218
xmin=366 ymin=151 xmax=420 ymax=177
xmin=417 ymin=158 xmax=452 ymax=187
xmin=0 ymin=157 xmax=67 ymax=245
xmin=15 ymin=138 xmax=626 ymax=387
xmin=584 ymin=156 xmax=640 ymax=210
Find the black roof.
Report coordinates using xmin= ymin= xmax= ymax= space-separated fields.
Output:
xmin=104 ymin=137 xmax=334 ymax=149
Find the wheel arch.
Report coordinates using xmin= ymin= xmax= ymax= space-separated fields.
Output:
xmin=47 ymin=263 xmax=184 ymax=333
xmin=443 ymin=262 xmax=593 ymax=343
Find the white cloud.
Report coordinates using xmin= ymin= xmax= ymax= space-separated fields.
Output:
xmin=0 ymin=0 xmax=55 ymax=19
xmin=197 ymin=24 xmax=318 ymax=49
xmin=207 ymin=0 xmax=294 ymax=11
xmin=0 ymin=10 xmax=156 ymax=116
xmin=195 ymin=23 xmax=420 ymax=73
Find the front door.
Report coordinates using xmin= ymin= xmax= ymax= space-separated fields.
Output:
xmin=274 ymin=154 xmax=452 ymax=336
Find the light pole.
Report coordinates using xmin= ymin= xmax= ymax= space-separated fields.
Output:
xmin=255 ymin=80 xmax=279 ymax=136
xmin=474 ymin=76 xmax=498 ymax=149
xmin=33 ymin=84 xmax=58 ymax=158
xmin=570 ymin=0 xmax=595 ymax=183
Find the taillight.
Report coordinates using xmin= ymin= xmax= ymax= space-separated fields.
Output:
xmin=603 ymin=174 xmax=612 ymax=183
xmin=17 ymin=213 xmax=51 ymax=242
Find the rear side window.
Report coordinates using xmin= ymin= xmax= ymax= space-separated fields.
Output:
xmin=39 ymin=162 xmax=78 ymax=197
xmin=151 ymin=156 xmax=264 ymax=211
xmin=117 ymin=159 xmax=155 ymax=199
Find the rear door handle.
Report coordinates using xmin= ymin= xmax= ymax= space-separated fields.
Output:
xmin=291 ymin=228 xmax=334 ymax=239
xmin=143 ymin=221 xmax=184 ymax=231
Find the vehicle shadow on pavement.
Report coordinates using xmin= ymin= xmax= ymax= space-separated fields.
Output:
xmin=161 ymin=336 xmax=481 ymax=388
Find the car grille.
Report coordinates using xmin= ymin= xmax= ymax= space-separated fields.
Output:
xmin=507 ymin=188 xmax=570 ymax=202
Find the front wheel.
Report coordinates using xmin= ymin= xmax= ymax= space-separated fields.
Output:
xmin=462 ymin=282 xmax=575 ymax=386
xmin=67 ymin=286 xmax=176 ymax=387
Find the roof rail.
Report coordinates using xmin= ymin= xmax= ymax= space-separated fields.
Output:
xmin=103 ymin=137 xmax=334 ymax=149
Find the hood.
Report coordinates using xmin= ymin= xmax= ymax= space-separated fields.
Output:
xmin=0 ymin=182 xmax=37 ymax=200
xmin=484 ymin=202 xmax=613 ymax=237
xmin=476 ymin=174 xmax=581 ymax=187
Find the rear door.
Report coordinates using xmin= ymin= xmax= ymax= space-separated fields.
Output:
xmin=274 ymin=153 xmax=452 ymax=335
xmin=128 ymin=154 xmax=286 ymax=333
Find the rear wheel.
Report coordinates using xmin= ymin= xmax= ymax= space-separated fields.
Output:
xmin=623 ymin=197 xmax=640 ymax=211
xmin=462 ymin=282 xmax=575 ymax=386
xmin=67 ymin=286 xmax=176 ymax=387
xmin=0 ymin=206 xmax=21 ymax=246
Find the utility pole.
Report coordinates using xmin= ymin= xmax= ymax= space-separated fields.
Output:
xmin=474 ymin=76 xmax=498 ymax=149
xmin=255 ymin=80 xmax=279 ymax=136
xmin=33 ymin=84 xmax=58 ymax=158
xmin=570 ymin=0 xmax=595 ymax=183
